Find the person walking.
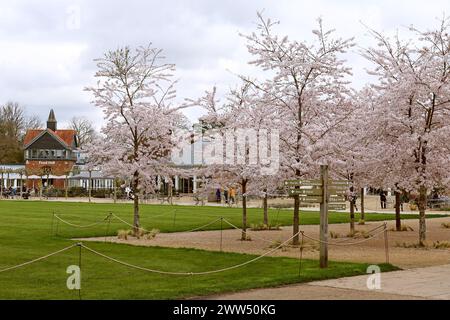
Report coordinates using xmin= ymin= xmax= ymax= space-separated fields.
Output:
xmin=380 ymin=191 xmax=387 ymax=209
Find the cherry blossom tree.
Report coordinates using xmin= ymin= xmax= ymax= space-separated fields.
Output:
xmin=240 ymin=13 xmax=355 ymax=244
xmin=362 ymin=16 xmax=450 ymax=244
xmin=85 ymin=45 xmax=186 ymax=235
xmin=195 ymin=84 xmax=281 ymax=240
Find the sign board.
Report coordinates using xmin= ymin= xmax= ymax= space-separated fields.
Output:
xmin=288 ymin=189 xmax=323 ymax=196
xmin=329 ymin=198 xmax=346 ymax=203
xmin=285 ymin=179 xmax=322 ymax=187
xmin=328 ymin=204 xmax=346 ymax=210
xmin=329 ymin=180 xmax=350 ymax=186
xmin=329 ymin=189 xmax=346 ymax=195
xmin=329 ymin=185 xmax=348 ymax=190
xmin=298 ymin=196 xmax=322 ymax=203
xmin=284 ymin=180 xmax=303 ymax=186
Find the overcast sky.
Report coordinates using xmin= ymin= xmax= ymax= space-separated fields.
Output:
xmin=0 ymin=0 xmax=448 ymax=130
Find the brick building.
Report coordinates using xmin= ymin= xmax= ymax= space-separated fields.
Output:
xmin=23 ymin=109 xmax=78 ymax=189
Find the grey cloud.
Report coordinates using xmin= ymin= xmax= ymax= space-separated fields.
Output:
xmin=0 ymin=0 xmax=448 ymax=129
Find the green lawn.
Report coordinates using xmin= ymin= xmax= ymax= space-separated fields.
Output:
xmin=0 ymin=200 xmax=415 ymax=299
xmin=0 ymin=200 xmax=441 ymax=238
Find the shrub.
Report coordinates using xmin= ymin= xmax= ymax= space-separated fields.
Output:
xmin=441 ymin=222 xmax=450 ymax=229
xmin=330 ymin=231 xmax=342 ymax=239
xmin=68 ymin=187 xmax=87 ymax=197
xmin=395 ymin=241 xmax=425 ymax=248
xmin=347 ymin=230 xmax=370 ymax=239
xmin=117 ymin=229 xmax=132 ymax=240
xmin=144 ymin=229 xmax=160 ymax=240
xmin=269 ymin=240 xmax=283 ymax=248
xmin=396 ymin=241 xmax=450 ymax=249
xmin=358 ymin=219 xmax=365 ymax=225
xmin=250 ymin=223 xmax=281 ymax=231
xmin=432 ymin=241 xmax=450 ymax=249
xmin=135 ymin=228 xmax=148 ymax=239
xmin=92 ymin=189 xmax=112 ymax=198
xmin=389 ymin=225 xmax=414 ymax=232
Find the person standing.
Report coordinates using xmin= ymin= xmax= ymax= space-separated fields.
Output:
xmin=229 ymin=187 xmax=236 ymax=205
xmin=215 ymin=188 xmax=221 ymax=203
xmin=223 ymin=188 xmax=229 ymax=204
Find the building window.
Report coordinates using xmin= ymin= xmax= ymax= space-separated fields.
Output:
xmin=27 ymin=149 xmax=71 ymax=160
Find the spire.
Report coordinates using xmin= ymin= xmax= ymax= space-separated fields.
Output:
xmin=47 ymin=109 xmax=57 ymax=131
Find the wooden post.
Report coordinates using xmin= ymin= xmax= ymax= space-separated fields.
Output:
xmin=360 ymin=187 xmax=365 ymax=224
xmin=319 ymin=165 xmax=329 ymax=268
xmin=220 ymin=217 xmax=223 ymax=252
xmin=65 ymin=174 xmax=69 ymax=200
xmin=39 ymin=176 xmax=43 ymax=199
xmin=88 ymin=170 xmax=92 ymax=203
xmin=395 ymin=191 xmax=401 ymax=231
xmin=19 ymin=173 xmax=23 ymax=198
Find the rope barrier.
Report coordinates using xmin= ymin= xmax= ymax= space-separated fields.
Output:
xmin=324 ymin=223 xmax=387 ymax=244
xmin=0 ymin=244 xmax=78 ymax=273
xmin=221 ymin=219 xmax=276 ymax=244
xmin=80 ymin=230 xmax=302 ymax=276
xmin=54 ymin=214 xmax=112 ymax=229
xmin=146 ymin=210 xmax=177 ymax=219
xmin=183 ymin=217 xmax=223 ymax=233
xmin=110 ymin=213 xmax=223 ymax=234
xmin=301 ymin=225 xmax=387 ymax=246
xmin=110 ymin=213 xmax=147 ymax=231
xmin=53 ymin=210 xmax=388 ymax=248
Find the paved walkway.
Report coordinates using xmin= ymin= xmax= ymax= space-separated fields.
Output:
xmin=207 ymin=264 xmax=450 ymax=300
xmin=312 ymin=264 xmax=450 ymax=300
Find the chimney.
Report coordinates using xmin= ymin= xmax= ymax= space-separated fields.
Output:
xmin=47 ymin=109 xmax=57 ymax=131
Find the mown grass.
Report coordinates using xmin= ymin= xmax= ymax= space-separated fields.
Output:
xmin=0 ymin=200 xmax=411 ymax=299
xmin=0 ymin=200 xmax=442 ymax=238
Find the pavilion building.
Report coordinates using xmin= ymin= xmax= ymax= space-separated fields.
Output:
xmin=22 ymin=109 xmax=79 ymax=189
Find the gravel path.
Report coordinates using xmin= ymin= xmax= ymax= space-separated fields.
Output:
xmin=78 ymin=217 xmax=450 ymax=269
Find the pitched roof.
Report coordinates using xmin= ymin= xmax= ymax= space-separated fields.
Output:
xmin=23 ymin=129 xmax=77 ymax=148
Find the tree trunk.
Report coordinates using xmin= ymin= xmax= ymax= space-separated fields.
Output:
xmin=263 ymin=189 xmax=268 ymax=225
xmin=418 ymin=186 xmax=427 ymax=246
xmin=113 ymin=179 xmax=117 ymax=204
xmin=169 ymin=179 xmax=173 ymax=205
xmin=293 ymin=195 xmax=300 ymax=245
xmin=350 ymin=201 xmax=355 ymax=234
xmin=241 ymin=179 xmax=248 ymax=241
xmin=133 ymin=193 xmax=140 ymax=235
xmin=132 ymin=172 xmax=140 ymax=236
xmin=360 ymin=188 xmax=365 ymax=224
xmin=395 ymin=191 xmax=401 ymax=231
